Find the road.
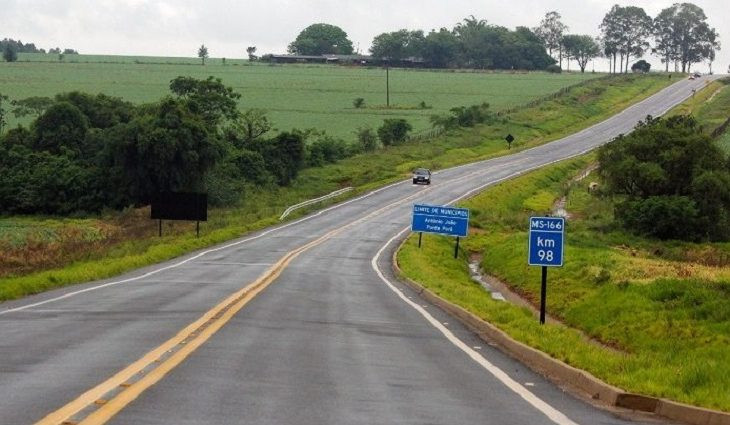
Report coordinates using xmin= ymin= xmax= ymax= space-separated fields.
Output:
xmin=0 ymin=76 xmax=715 ymax=425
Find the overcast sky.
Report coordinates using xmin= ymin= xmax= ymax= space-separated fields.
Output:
xmin=3 ymin=0 xmax=728 ymax=72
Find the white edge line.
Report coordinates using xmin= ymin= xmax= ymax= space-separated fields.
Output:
xmin=0 ymin=180 xmax=406 ymax=316
xmin=368 ymin=157 xmax=609 ymax=424
xmin=371 ymin=227 xmax=579 ymax=425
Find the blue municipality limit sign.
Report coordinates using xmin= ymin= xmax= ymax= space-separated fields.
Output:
xmin=528 ymin=216 xmax=565 ymax=267
xmin=412 ymin=204 xmax=469 ymax=237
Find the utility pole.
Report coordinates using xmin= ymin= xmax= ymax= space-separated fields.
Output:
xmin=386 ymin=65 xmax=390 ymax=107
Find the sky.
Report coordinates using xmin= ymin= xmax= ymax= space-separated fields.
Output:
xmin=3 ymin=0 xmax=728 ymax=73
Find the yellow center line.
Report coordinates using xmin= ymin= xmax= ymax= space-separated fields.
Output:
xmin=36 ymin=186 xmax=428 ymax=425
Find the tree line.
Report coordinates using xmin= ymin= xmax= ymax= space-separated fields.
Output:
xmin=287 ymin=20 xmax=554 ymax=70
xmin=1 ymin=38 xmax=79 ymax=62
xmin=0 ymin=77 xmax=424 ymax=215
xmin=283 ymin=3 xmax=718 ymax=73
xmin=535 ymin=3 xmax=719 ymax=74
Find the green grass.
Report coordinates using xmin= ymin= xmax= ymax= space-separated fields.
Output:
xmin=1 ymin=54 xmax=600 ymax=140
xmin=0 ymin=73 xmax=676 ymax=301
xmin=717 ymin=132 xmax=730 ymax=153
xmin=669 ymin=78 xmax=730 ymax=151
xmin=397 ymin=156 xmax=730 ymax=412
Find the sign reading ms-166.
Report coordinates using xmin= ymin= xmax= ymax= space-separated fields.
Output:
xmin=528 ymin=216 xmax=564 ymax=267
xmin=411 ymin=204 xmax=469 ymax=237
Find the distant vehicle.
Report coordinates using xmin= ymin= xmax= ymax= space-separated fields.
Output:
xmin=412 ymin=168 xmax=431 ymax=185
xmin=688 ymin=75 xmax=696 ymax=80
xmin=693 ymin=72 xmax=702 ymax=78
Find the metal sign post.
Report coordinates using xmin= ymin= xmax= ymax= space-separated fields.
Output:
xmin=505 ymin=134 xmax=515 ymax=149
xmin=528 ymin=216 xmax=565 ymax=324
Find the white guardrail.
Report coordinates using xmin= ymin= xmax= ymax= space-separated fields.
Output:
xmin=279 ymin=187 xmax=354 ymax=220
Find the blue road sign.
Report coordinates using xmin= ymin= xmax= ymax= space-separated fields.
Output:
xmin=412 ymin=204 xmax=469 ymax=237
xmin=528 ymin=216 xmax=564 ymax=267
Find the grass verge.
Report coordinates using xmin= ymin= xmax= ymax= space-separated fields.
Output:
xmin=397 ymin=155 xmax=730 ymax=412
xmin=0 ymin=74 xmax=676 ymax=301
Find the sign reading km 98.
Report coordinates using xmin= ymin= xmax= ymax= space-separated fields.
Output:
xmin=528 ymin=216 xmax=564 ymax=267
xmin=412 ymin=204 xmax=469 ymax=237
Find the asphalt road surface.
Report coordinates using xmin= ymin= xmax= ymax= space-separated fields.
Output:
xmin=0 ymin=76 xmax=717 ymax=425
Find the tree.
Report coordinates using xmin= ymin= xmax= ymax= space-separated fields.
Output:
xmin=246 ymin=46 xmax=257 ymax=61
xmin=653 ymin=6 xmax=680 ymax=72
xmin=224 ymin=109 xmax=272 ymax=148
xmin=370 ymin=30 xmax=424 ymax=62
xmin=600 ymin=5 xmax=652 ymax=74
xmin=453 ymin=16 xmax=491 ymax=68
xmin=169 ymin=76 xmax=241 ymax=126
xmin=618 ymin=6 xmax=652 ymax=73
xmin=534 ymin=11 xmax=568 ymax=68
xmin=501 ymin=27 xmax=555 ymax=70
xmin=198 ymin=44 xmax=209 ymax=65
xmin=562 ymin=35 xmax=601 ymax=73
xmin=420 ymin=28 xmax=460 ymax=68
xmin=56 ymin=92 xmax=135 ymax=129
xmin=652 ymin=3 xmax=720 ymax=73
xmin=598 ymin=115 xmax=730 ymax=240
xmin=701 ymin=28 xmax=720 ymax=74
xmin=600 ymin=6 xmax=626 ymax=73
xmin=3 ymin=44 xmax=18 ymax=62
xmin=377 ymin=119 xmax=412 ymax=146
xmin=105 ymin=98 xmax=224 ymax=204
xmin=252 ymin=131 xmax=306 ymax=185
xmin=32 ymin=102 xmax=89 ymax=156
xmin=288 ymin=23 xmax=354 ymax=55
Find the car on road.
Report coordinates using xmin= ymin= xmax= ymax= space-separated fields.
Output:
xmin=412 ymin=168 xmax=431 ymax=185
xmin=693 ymin=72 xmax=702 ymax=78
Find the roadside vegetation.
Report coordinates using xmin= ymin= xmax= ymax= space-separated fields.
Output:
xmin=668 ymin=77 xmax=730 ymax=153
xmin=0 ymin=73 xmax=675 ymax=300
xmin=397 ymin=125 xmax=730 ymax=411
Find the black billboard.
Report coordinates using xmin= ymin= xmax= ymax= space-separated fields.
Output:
xmin=151 ymin=192 xmax=208 ymax=222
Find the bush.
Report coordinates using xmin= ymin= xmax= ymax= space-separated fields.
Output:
xmin=546 ymin=64 xmax=562 ymax=73
xmin=353 ymin=97 xmax=365 ymax=108
xmin=631 ymin=60 xmax=651 ymax=73
xmin=599 ymin=115 xmax=730 ymax=241
xmin=356 ymin=126 xmax=378 ymax=152
xmin=306 ymin=135 xmax=349 ymax=167
xmin=377 ymin=119 xmax=412 ymax=146
xmin=616 ymin=196 xmax=700 ymax=240
xmin=430 ymin=103 xmax=495 ymax=130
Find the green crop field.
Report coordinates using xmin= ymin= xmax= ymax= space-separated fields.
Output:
xmin=0 ymin=53 xmax=600 ymax=140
